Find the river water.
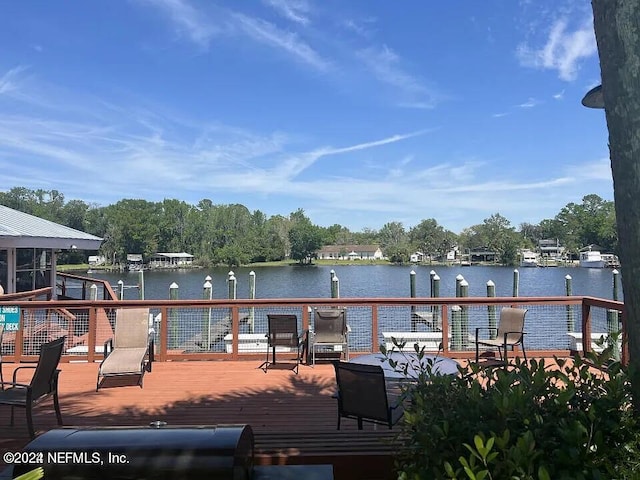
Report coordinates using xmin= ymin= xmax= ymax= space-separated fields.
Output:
xmin=87 ymin=264 xmax=622 ymax=301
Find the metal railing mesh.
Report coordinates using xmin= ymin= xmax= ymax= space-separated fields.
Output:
xmin=0 ymin=299 xmax=623 ymax=361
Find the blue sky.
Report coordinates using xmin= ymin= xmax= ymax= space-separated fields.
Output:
xmin=0 ymin=0 xmax=611 ymax=233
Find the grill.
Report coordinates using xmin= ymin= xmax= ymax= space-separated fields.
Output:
xmin=12 ymin=423 xmax=254 ymax=480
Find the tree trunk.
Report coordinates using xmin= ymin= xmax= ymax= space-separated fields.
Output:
xmin=591 ymin=0 xmax=640 ymax=411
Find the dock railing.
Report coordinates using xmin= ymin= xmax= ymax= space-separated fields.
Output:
xmin=0 ymin=296 xmax=625 ymax=364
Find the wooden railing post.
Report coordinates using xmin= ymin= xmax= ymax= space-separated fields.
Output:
xmin=159 ymin=306 xmax=168 ymax=362
xmin=15 ymin=308 xmax=25 ymax=361
xmin=302 ymin=305 xmax=310 ymax=333
xmin=582 ymin=301 xmax=592 ymax=354
xmin=231 ymin=305 xmax=240 ymax=361
xmin=88 ymin=307 xmax=97 ymax=363
xmin=441 ymin=304 xmax=449 ymax=355
xmin=371 ymin=305 xmax=378 ymax=353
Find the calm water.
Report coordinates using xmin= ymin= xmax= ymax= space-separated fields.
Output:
xmin=87 ymin=265 xmax=622 ymax=301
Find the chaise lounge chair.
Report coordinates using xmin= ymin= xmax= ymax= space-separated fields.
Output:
xmin=97 ymin=308 xmax=153 ymax=390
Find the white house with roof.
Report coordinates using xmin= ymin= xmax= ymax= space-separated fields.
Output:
xmin=0 ymin=205 xmax=102 ymax=295
xmin=316 ymin=245 xmax=384 ymax=260
xmin=149 ymin=252 xmax=194 ymax=268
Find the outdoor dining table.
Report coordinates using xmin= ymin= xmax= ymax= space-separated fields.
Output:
xmin=348 ymin=352 xmax=460 ymax=382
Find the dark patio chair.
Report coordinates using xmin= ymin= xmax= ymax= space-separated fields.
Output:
xmin=311 ymin=308 xmax=349 ymax=365
xmin=475 ymin=307 xmax=528 ymax=364
xmin=97 ymin=308 xmax=153 ymax=391
xmin=0 ymin=324 xmax=4 ymax=387
xmin=261 ymin=314 xmax=303 ymax=374
xmin=0 ymin=336 xmax=65 ymax=438
xmin=332 ymin=361 xmax=404 ymax=430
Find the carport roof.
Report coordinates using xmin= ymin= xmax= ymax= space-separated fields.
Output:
xmin=0 ymin=204 xmax=103 ymax=250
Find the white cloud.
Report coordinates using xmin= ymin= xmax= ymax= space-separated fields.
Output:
xmin=262 ymin=0 xmax=311 ymax=26
xmin=553 ymin=90 xmax=565 ymax=100
xmin=357 ymin=45 xmax=439 ymax=109
xmin=138 ymin=0 xmax=217 ymax=48
xmin=517 ymin=97 xmax=539 ymax=108
xmin=232 ymin=13 xmax=330 ymax=72
xmin=517 ymin=17 xmax=597 ymax=81
xmin=0 ymin=66 xmax=28 ymax=95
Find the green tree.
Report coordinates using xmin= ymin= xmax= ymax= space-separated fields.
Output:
xmin=288 ymin=210 xmax=323 ymax=264
xmin=460 ymin=214 xmax=521 ymax=265
xmin=157 ymin=199 xmax=192 ymax=253
xmin=591 ymin=0 xmax=640 ymax=411
xmin=103 ymin=199 xmax=161 ymax=259
xmin=409 ymin=218 xmax=458 ymax=261
xmin=554 ymin=195 xmax=617 ymax=254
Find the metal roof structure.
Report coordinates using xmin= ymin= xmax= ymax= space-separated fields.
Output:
xmin=0 ymin=204 xmax=103 ymax=250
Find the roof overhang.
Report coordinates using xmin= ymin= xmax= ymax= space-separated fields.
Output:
xmin=0 ymin=205 xmax=103 ymax=251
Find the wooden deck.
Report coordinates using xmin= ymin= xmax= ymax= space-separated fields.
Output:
xmin=0 ymin=357 xmax=411 ymax=479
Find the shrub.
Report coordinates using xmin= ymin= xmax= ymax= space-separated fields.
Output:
xmin=389 ymin=351 xmax=640 ymax=479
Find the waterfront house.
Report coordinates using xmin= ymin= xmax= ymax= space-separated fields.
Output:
xmin=316 ymin=245 xmax=384 ymax=260
xmin=149 ymin=252 xmax=194 ymax=268
xmin=538 ymin=239 xmax=565 ymax=259
xmin=409 ymin=252 xmax=425 ymax=263
xmin=88 ymin=255 xmax=106 ymax=266
xmin=469 ymin=246 xmax=498 ymax=264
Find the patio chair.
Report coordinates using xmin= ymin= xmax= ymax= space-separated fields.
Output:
xmin=0 ymin=323 xmax=4 ymax=388
xmin=332 ymin=361 xmax=404 ymax=430
xmin=96 ymin=308 xmax=153 ymax=391
xmin=310 ymin=308 xmax=349 ymax=365
xmin=0 ymin=336 xmax=65 ymax=438
xmin=475 ymin=307 xmax=528 ymax=364
xmin=261 ymin=314 xmax=303 ymax=374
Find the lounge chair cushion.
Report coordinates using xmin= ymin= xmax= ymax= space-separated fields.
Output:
xmin=99 ymin=348 xmax=148 ymax=375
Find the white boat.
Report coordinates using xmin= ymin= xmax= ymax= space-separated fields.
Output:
xmin=520 ymin=250 xmax=538 ymax=267
xmin=579 ymin=249 xmax=605 ymax=268
xmin=601 ymin=253 xmax=621 ymax=268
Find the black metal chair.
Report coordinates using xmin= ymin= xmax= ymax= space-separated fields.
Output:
xmin=261 ymin=314 xmax=303 ymax=374
xmin=332 ymin=361 xmax=404 ymax=430
xmin=311 ymin=308 xmax=349 ymax=365
xmin=0 ymin=324 xmax=4 ymax=388
xmin=0 ymin=336 xmax=65 ymax=438
xmin=475 ymin=307 xmax=528 ymax=364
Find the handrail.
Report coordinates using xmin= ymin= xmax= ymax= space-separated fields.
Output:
xmin=0 ymin=295 xmax=625 ymax=365
xmin=0 ymin=287 xmax=52 ymax=301
xmin=0 ymin=295 xmax=603 ymax=309
xmin=57 ymin=272 xmax=119 ymax=301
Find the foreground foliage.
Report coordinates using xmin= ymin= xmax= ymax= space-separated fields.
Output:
xmin=393 ymin=354 xmax=640 ymax=479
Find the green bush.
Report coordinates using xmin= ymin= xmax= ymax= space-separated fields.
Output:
xmin=390 ymin=352 xmax=640 ymax=479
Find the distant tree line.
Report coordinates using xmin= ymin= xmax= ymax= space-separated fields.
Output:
xmin=0 ymin=187 xmax=617 ymax=267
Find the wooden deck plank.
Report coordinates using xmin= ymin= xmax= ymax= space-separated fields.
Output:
xmin=0 ymin=359 xmax=405 ymax=478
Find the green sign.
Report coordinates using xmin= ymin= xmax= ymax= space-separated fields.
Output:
xmin=0 ymin=305 xmax=20 ymax=331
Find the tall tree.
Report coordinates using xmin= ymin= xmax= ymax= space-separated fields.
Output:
xmin=409 ymin=218 xmax=457 ymax=260
xmin=288 ymin=209 xmax=323 ymax=264
xmin=591 ymin=0 xmax=640 ymax=410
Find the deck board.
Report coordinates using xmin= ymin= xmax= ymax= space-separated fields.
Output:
xmin=0 ymin=359 xmax=404 ymax=474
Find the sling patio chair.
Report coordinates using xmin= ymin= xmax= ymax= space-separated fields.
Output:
xmin=0 ymin=323 xmax=4 ymax=387
xmin=96 ymin=308 xmax=153 ymax=391
xmin=261 ymin=314 xmax=303 ymax=374
xmin=332 ymin=360 xmax=404 ymax=430
xmin=310 ymin=307 xmax=349 ymax=366
xmin=474 ymin=307 xmax=528 ymax=364
xmin=0 ymin=336 xmax=65 ymax=438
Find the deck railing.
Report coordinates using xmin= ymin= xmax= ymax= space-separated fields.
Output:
xmin=0 ymin=296 xmax=625 ymax=364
